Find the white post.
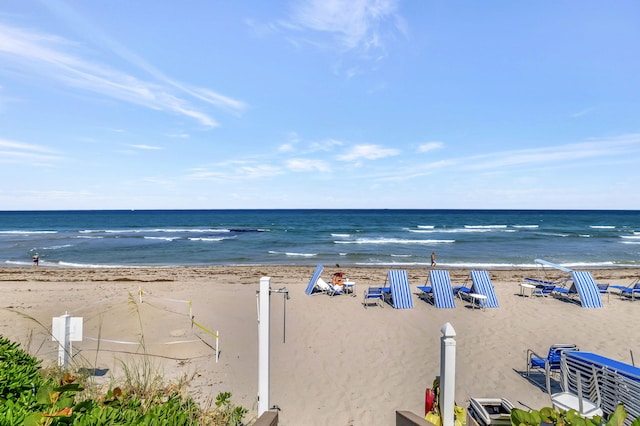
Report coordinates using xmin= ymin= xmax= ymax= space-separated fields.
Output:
xmin=56 ymin=313 xmax=71 ymax=369
xmin=440 ymin=322 xmax=457 ymax=426
xmin=258 ymin=277 xmax=271 ymax=417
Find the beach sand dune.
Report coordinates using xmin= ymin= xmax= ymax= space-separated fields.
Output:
xmin=1 ymin=266 xmax=639 ymax=425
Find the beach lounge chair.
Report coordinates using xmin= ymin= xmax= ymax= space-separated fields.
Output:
xmin=596 ymin=283 xmax=610 ymax=302
xmin=453 ymin=283 xmax=472 ymax=299
xmin=469 ymin=270 xmax=499 ymax=308
xmin=320 ymin=278 xmax=344 ymax=296
xmin=534 ymin=284 xmax=562 ymax=297
xmin=610 ymin=278 xmax=640 ymax=301
xmin=363 ymin=287 xmax=384 ymax=308
xmin=304 ymin=264 xmax=325 ymax=295
xmin=567 ymin=271 xmax=604 ymax=308
xmin=417 ymin=270 xmax=455 ymax=309
xmin=382 ymin=270 xmax=413 ymax=309
xmin=527 ymin=344 xmax=579 ymax=380
xmin=304 ymin=264 xmax=344 ymax=296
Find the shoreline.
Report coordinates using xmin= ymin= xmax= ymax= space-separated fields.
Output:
xmin=3 ymin=264 xmax=640 ymax=283
xmin=2 ymin=265 xmax=640 ymax=424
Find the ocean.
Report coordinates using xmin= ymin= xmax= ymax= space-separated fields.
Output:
xmin=1 ymin=209 xmax=639 ymax=269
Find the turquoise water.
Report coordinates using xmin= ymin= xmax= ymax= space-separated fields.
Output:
xmin=1 ymin=209 xmax=639 ymax=268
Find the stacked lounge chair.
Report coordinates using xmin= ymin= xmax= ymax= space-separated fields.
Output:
xmin=561 ymin=351 xmax=640 ymax=422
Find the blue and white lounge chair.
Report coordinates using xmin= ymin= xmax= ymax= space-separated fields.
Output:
xmin=417 ymin=270 xmax=456 ymax=309
xmin=363 ymin=286 xmax=384 ymax=308
xmin=470 ymin=270 xmax=499 ymax=308
xmin=305 ymin=265 xmax=344 ymax=296
xmin=610 ymin=278 xmax=640 ymax=301
xmin=526 ymin=343 xmax=579 ymax=392
xmin=568 ymin=271 xmax=604 ymax=308
xmin=305 ymin=264 xmax=325 ymax=295
xmin=382 ymin=270 xmax=413 ymax=309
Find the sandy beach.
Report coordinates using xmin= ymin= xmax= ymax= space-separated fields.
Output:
xmin=1 ymin=265 xmax=639 ymax=425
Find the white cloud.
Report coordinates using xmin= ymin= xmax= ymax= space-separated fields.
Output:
xmin=286 ymin=158 xmax=331 ymax=172
xmin=417 ymin=141 xmax=444 ymax=153
xmin=289 ymin=0 xmax=401 ymax=51
xmin=278 ymin=143 xmax=295 ymax=152
xmin=0 ymin=22 xmax=246 ymax=127
xmin=129 ymin=144 xmax=163 ymax=150
xmin=337 ymin=144 xmax=399 ymax=161
xmin=186 ymin=163 xmax=283 ymax=181
xmin=0 ymin=138 xmax=62 ymax=164
xmin=309 ymin=138 xmax=343 ymax=152
xmin=0 ymin=139 xmax=55 ymax=153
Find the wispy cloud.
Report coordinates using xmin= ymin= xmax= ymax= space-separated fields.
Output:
xmin=129 ymin=144 xmax=163 ymax=150
xmin=461 ymin=134 xmax=640 ymax=171
xmin=288 ymin=0 xmax=403 ymax=52
xmin=337 ymin=143 xmax=399 ymax=161
xmin=0 ymin=138 xmax=62 ymax=164
xmin=417 ymin=141 xmax=444 ymax=153
xmin=0 ymin=21 xmax=244 ymax=127
xmin=186 ymin=163 xmax=283 ymax=181
xmin=286 ymin=158 xmax=331 ymax=172
xmin=376 ymin=133 xmax=640 ymax=183
xmin=309 ymin=138 xmax=343 ymax=152
xmin=571 ymin=107 xmax=595 ymax=118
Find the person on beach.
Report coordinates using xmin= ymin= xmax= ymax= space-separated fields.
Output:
xmin=32 ymin=254 xmax=39 ymax=267
xmin=332 ymin=272 xmax=345 ymax=291
xmin=430 ymin=252 xmax=436 ymax=268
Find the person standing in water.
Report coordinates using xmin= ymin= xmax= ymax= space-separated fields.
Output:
xmin=32 ymin=253 xmax=39 ymax=267
xmin=430 ymin=252 xmax=436 ymax=268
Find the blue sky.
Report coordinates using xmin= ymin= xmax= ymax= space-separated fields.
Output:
xmin=1 ymin=1 xmax=639 ymax=210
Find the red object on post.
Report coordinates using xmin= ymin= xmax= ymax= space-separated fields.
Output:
xmin=425 ymin=388 xmax=435 ymax=415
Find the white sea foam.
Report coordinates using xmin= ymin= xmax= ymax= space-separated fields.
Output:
xmin=590 ymin=225 xmax=615 ymax=229
xmin=536 ymin=232 xmax=570 ymax=237
xmin=512 ymin=225 xmax=539 ymax=228
xmin=0 ymin=230 xmax=57 ymax=234
xmin=145 ymin=236 xmax=180 ymax=241
xmin=188 ymin=237 xmax=235 ymax=242
xmin=94 ymin=228 xmax=232 ymax=234
xmin=331 ymin=233 xmax=351 ymax=237
xmin=464 ymin=225 xmax=507 ymax=229
xmin=57 ymin=261 xmax=141 ymax=268
xmin=42 ymin=244 xmax=73 ymax=250
xmin=417 ymin=225 xmax=435 ymax=229
xmin=408 ymin=228 xmax=495 ymax=234
xmin=268 ymin=250 xmax=317 ymax=257
xmin=620 ymin=235 xmax=640 ymax=239
xmin=335 ymin=238 xmax=454 ymax=244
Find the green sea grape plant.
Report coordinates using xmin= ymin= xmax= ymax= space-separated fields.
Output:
xmin=510 ymin=403 xmax=640 ymax=426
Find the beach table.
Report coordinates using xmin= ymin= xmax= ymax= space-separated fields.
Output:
xmin=343 ymin=280 xmax=356 ymax=297
xmin=468 ymin=293 xmax=487 ymax=311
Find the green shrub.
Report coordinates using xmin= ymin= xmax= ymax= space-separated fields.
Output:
xmin=0 ymin=334 xmax=249 ymax=425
